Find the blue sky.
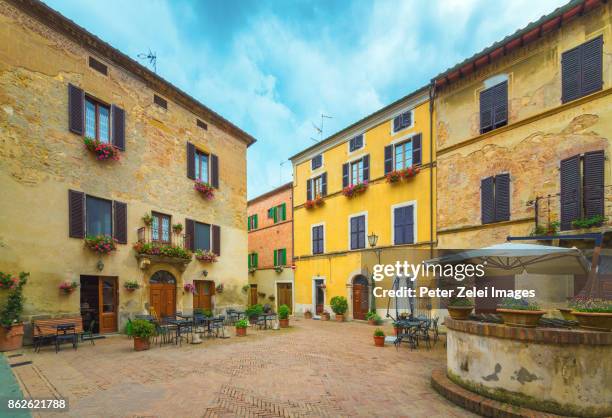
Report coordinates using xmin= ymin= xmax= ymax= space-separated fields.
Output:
xmin=45 ymin=0 xmax=567 ymax=198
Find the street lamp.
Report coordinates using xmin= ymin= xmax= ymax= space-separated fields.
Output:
xmin=367 ymin=232 xmax=381 ymax=315
xmin=368 ymin=233 xmax=378 ymax=248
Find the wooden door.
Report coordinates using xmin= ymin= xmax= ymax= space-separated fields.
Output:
xmin=352 ymin=275 xmax=369 ymax=320
xmin=194 ymin=280 xmax=214 ymax=311
xmin=150 ymin=284 xmax=176 ymax=318
xmin=315 ymin=281 xmax=324 ymax=314
xmin=249 ymin=285 xmax=258 ymax=306
xmin=99 ymin=277 xmax=118 ymax=333
xmin=277 ymin=283 xmax=292 ymax=313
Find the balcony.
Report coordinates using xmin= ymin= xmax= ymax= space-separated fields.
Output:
xmin=134 ymin=227 xmax=193 ymax=271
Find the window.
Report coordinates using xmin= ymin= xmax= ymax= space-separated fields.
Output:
xmin=151 ymin=212 xmax=171 ymax=243
xmin=349 ymin=214 xmax=366 ymax=250
xmin=311 ymin=154 xmax=323 ymax=170
xmin=154 ymin=94 xmax=167 ymax=109
xmin=88 ymin=57 xmax=108 ymax=75
xmin=248 ymin=253 xmax=258 ymax=268
xmin=394 ymin=140 xmax=413 ymax=170
xmin=85 ymin=97 xmax=110 ymax=143
xmin=194 ymin=149 xmax=209 ymax=183
xmin=307 ymin=173 xmax=327 ymax=201
xmin=560 ymin=151 xmax=604 ymax=230
xmin=351 ymin=159 xmax=364 ymax=185
xmin=197 ymin=119 xmax=208 ymax=130
xmin=247 ymin=214 xmax=258 ymax=231
xmin=384 ymin=135 xmax=421 ymax=175
xmin=312 ymin=225 xmax=324 ymax=254
xmin=194 ymin=221 xmax=211 ymax=251
xmin=393 ymin=110 xmax=412 ymax=133
xmin=268 ymin=203 xmax=287 ymax=223
xmin=479 ymin=81 xmax=508 ymax=134
xmin=86 ymin=196 xmax=112 ymax=236
xmin=349 ymin=134 xmax=364 ymax=152
xmin=274 ymin=248 xmax=287 ymax=266
xmin=343 ymin=156 xmax=369 ymax=188
xmin=481 ymin=174 xmax=510 ymax=224
xmin=393 ymin=204 xmax=415 ymax=245
xmin=562 ymin=36 xmax=603 ymax=103
xmin=313 ymin=176 xmax=323 ymax=198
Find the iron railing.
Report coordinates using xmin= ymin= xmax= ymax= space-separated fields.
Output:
xmin=136 ymin=226 xmax=190 ymax=249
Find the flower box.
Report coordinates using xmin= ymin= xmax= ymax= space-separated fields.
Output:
xmin=195 ymin=249 xmax=218 ymax=263
xmin=124 ymin=281 xmax=141 ymax=292
xmin=132 ymin=242 xmax=192 ymax=260
xmin=194 ymin=180 xmax=215 ymax=200
xmin=386 ymin=166 xmax=420 ymax=183
xmin=305 ymin=196 xmax=325 ymax=209
xmin=341 ymin=181 xmax=368 ymax=198
xmin=84 ymin=235 xmax=118 ymax=255
xmin=59 ymin=281 xmax=79 ymax=295
xmin=84 ymin=137 xmax=120 ymax=161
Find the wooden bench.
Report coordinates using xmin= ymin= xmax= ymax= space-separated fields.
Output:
xmin=32 ymin=317 xmax=84 ymax=337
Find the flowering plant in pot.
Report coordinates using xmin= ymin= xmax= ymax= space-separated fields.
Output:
xmin=305 ymin=196 xmax=325 ymax=209
xmin=84 ymin=235 xmax=118 ymax=254
xmin=366 ymin=311 xmax=382 ymax=325
xmin=216 ymin=283 xmax=224 ymax=294
xmin=132 ymin=319 xmax=155 ymax=351
xmin=569 ymin=297 xmax=612 ymax=332
xmin=447 ymin=296 xmax=474 ymax=320
xmin=194 ymin=180 xmax=215 ymax=200
xmin=304 ymin=309 xmax=313 ymax=319
xmin=392 ymin=321 xmax=402 ymax=336
xmin=183 ymin=283 xmax=196 ymax=294
xmin=142 ymin=213 xmax=153 ymax=226
xmin=330 ymin=296 xmax=348 ymax=322
xmin=400 ymin=165 xmax=420 ymax=179
xmin=341 ymin=181 xmax=368 ymax=198
xmin=132 ymin=242 xmax=192 ymax=260
xmin=84 ymin=137 xmax=120 ymax=161
xmin=235 ymin=319 xmax=248 ymax=336
xmin=496 ymin=298 xmax=545 ymax=328
xmin=124 ymin=280 xmax=140 ymax=292
xmin=59 ymin=281 xmax=79 ymax=295
xmin=386 ymin=170 xmax=403 ymax=183
xmin=373 ymin=328 xmax=385 ymax=347
xmin=195 ymin=249 xmax=218 ymax=263
xmin=320 ymin=310 xmax=331 ymax=321
xmin=0 ymin=272 xmax=29 ymax=352
xmin=0 ymin=272 xmax=20 ymax=291
xmin=172 ymin=223 xmax=183 ymax=235
xmin=278 ymin=304 xmax=290 ymax=328
xmin=245 ymin=304 xmax=263 ymax=324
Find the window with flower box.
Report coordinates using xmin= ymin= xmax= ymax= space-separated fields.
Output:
xmin=151 ymin=212 xmax=172 ymax=243
xmin=248 ymin=253 xmax=258 ymax=268
xmin=247 ymin=214 xmax=258 ymax=230
xmin=306 ymin=173 xmax=327 ymax=201
xmin=68 ymin=190 xmax=127 ymax=244
xmin=273 ymin=248 xmax=287 ymax=266
xmin=384 ymin=134 xmax=421 ymax=175
xmin=85 ymin=97 xmax=110 ymax=143
xmin=194 ymin=149 xmax=209 ymax=183
xmin=342 ymin=155 xmax=370 ymax=188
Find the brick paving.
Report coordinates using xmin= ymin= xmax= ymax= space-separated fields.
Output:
xmin=9 ymin=319 xmax=475 ymax=417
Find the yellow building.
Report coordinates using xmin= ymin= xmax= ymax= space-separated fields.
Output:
xmin=290 ymin=87 xmax=435 ymax=319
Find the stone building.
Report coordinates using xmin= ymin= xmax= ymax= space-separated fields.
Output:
xmin=246 ymin=182 xmax=294 ymax=311
xmin=0 ymin=0 xmax=255 ymax=334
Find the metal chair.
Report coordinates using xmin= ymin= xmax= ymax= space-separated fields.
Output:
xmin=81 ymin=320 xmax=96 ymax=345
xmin=55 ymin=324 xmax=78 ymax=353
xmin=210 ymin=317 xmax=226 ymax=338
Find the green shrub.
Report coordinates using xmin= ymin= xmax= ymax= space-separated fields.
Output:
xmin=0 ymin=272 xmax=29 ymax=328
xmin=373 ymin=328 xmax=385 ymax=337
xmin=448 ymin=296 xmax=474 ymax=307
xmin=235 ymin=319 xmax=249 ymax=329
xmin=572 ymin=215 xmax=606 ymax=229
xmin=278 ymin=304 xmax=290 ymax=320
xmin=245 ymin=304 xmax=263 ymax=319
xmin=365 ymin=311 xmax=377 ymax=320
xmin=131 ymin=319 xmax=155 ymax=339
xmin=499 ymin=298 xmax=540 ymax=311
xmin=569 ymin=297 xmax=612 ymax=313
xmin=330 ymin=296 xmax=348 ymax=315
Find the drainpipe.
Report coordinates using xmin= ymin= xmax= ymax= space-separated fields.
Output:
xmin=429 ymin=81 xmax=436 ymax=259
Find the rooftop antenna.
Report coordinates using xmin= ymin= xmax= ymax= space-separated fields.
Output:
xmin=310 ymin=113 xmax=333 ymax=143
xmin=137 ymin=49 xmax=157 ymax=73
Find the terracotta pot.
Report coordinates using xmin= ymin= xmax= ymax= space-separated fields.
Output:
xmin=304 ymin=312 xmax=312 ymax=319
xmin=133 ymin=337 xmax=150 ymax=351
xmin=373 ymin=335 xmax=385 ymax=347
xmin=279 ymin=318 xmax=289 ymax=328
xmin=236 ymin=327 xmax=247 ymax=337
xmin=0 ymin=323 xmax=24 ymax=352
xmin=335 ymin=314 xmax=344 ymax=322
xmin=393 ymin=327 xmax=400 ymax=336
xmin=320 ymin=313 xmax=330 ymax=321
xmin=496 ymin=308 xmax=546 ymax=328
xmin=125 ymin=287 xmax=137 ymax=293
xmin=558 ymin=308 xmax=576 ymax=321
xmin=368 ymin=319 xmax=376 ymax=326
xmin=572 ymin=311 xmax=612 ymax=332
xmin=448 ymin=306 xmax=474 ymax=320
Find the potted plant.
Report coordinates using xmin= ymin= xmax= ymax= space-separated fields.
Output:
xmin=0 ymin=272 xmax=20 ymax=291
xmin=366 ymin=311 xmax=381 ymax=325
xmin=84 ymin=137 xmax=120 ymax=161
xmin=241 ymin=284 xmax=250 ymax=294
xmin=183 ymin=283 xmax=196 ymax=294
xmin=373 ymin=328 xmax=385 ymax=347
xmin=142 ymin=213 xmax=153 ymax=226
xmin=124 ymin=280 xmax=140 ymax=292
xmin=195 ymin=249 xmax=218 ymax=263
xmin=132 ymin=319 xmax=155 ymax=351
xmin=392 ymin=321 xmax=402 ymax=336
xmin=447 ymin=296 xmax=474 ymax=320
xmin=194 ymin=180 xmax=215 ymax=199
xmin=341 ymin=181 xmax=368 ymax=198
xmin=235 ymin=319 xmax=248 ymax=336
xmin=59 ymin=281 xmax=79 ymax=295
xmin=216 ymin=283 xmax=224 ymax=294
xmin=0 ymin=272 xmax=29 ymax=352
xmin=304 ymin=309 xmax=313 ymax=319
xmin=496 ymin=298 xmax=545 ymax=328
xmin=172 ymin=223 xmax=183 ymax=234
xmin=320 ymin=310 xmax=330 ymax=321
xmin=278 ymin=304 xmax=290 ymax=328
xmin=84 ymin=235 xmax=118 ymax=254
xmin=330 ymin=296 xmax=348 ymax=322
xmin=569 ymin=297 xmax=612 ymax=332
xmin=274 ymin=266 xmax=283 ymax=273
xmin=245 ymin=304 xmax=263 ymax=324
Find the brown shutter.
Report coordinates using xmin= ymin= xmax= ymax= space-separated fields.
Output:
xmin=560 ymin=155 xmax=581 ymax=230
xmin=321 ymin=172 xmax=327 ymax=197
xmin=68 ymin=190 xmax=85 ymax=238
xmin=185 ymin=219 xmax=195 ymax=251
xmin=581 ymin=36 xmax=603 ymax=97
xmin=111 ymin=105 xmax=125 ymax=151
xmin=306 ymin=178 xmax=312 ymax=200
xmin=211 ymin=154 xmax=219 ymax=188
xmin=186 ymin=142 xmax=195 ymax=179
xmin=583 ymin=151 xmax=604 ymax=220
xmin=562 ymin=46 xmax=581 ymax=103
xmin=362 ymin=155 xmax=370 ymax=181
xmin=68 ymin=84 xmax=84 ymax=135
xmin=481 ymin=177 xmax=495 ymax=224
xmin=212 ymin=225 xmax=221 ymax=256
xmin=479 ymin=87 xmax=494 ymax=133
xmin=494 ymin=173 xmax=510 ymax=222
xmin=384 ymin=145 xmax=393 ymax=174
xmin=412 ymin=134 xmax=422 ymax=166
xmin=492 ymin=81 xmax=508 ymax=129
xmin=113 ymin=200 xmax=127 ymax=244
xmin=342 ymin=163 xmax=349 ymax=187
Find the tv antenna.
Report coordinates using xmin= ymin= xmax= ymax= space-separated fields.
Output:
xmin=137 ymin=49 xmax=157 ymax=73
xmin=311 ymin=113 xmax=333 ymax=142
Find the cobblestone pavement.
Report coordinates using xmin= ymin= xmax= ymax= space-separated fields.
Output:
xmin=9 ymin=319 xmax=475 ymax=418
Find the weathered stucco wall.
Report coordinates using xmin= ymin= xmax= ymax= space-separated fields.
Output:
xmin=0 ymin=2 xmax=248 ymax=326
xmin=248 ymin=268 xmax=294 ymax=309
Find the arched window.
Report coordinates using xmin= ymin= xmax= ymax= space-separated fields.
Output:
xmin=149 ymin=270 xmax=176 ymax=285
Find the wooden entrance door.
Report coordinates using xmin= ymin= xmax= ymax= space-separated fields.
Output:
xmin=193 ymin=280 xmax=214 ymax=312
xmin=149 ymin=271 xmax=177 ymax=318
xmin=315 ymin=280 xmax=324 ymax=314
xmin=99 ymin=277 xmax=118 ymax=333
xmin=352 ymin=275 xmax=369 ymax=320
xmin=277 ymin=283 xmax=292 ymax=313
xmin=249 ymin=285 xmax=258 ymax=306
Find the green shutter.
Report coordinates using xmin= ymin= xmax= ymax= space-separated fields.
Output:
xmin=247 ymin=216 xmax=251 ymax=231
xmin=282 ymin=249 xmax=287 ymax=265
xmin=273 ymin=207 xmax=278 ymax=223
xmin=273 ymin=249 xmax=278 ymax=266
xmin=281 ymin=203 xmax=286 ymax=221
xmin=254 ymin=214 xmax=258 ymax=229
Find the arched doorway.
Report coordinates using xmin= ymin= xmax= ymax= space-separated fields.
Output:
xmin=149 ymin=270 xmax=177 ymax=318
xmin=352 ymin=275 xmax=369 ymax=320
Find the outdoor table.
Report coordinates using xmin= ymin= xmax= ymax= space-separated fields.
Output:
xmin=55 ymin=323 xmax=78 ymax=353
xmin=166 ymin=318 xmax=192 ymax=345
xmin=259 ymin=313 xmax=277 ymax=329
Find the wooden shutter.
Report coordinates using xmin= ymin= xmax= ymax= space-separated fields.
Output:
xmin=68 ymin=84 xmax=84 ymax=135
xmin=583 ymin=151 xmax=604 ymax=219
xmin=186 ymin=142 xmax=196 ymax=179
xmin=211 ymin=154 xmax=219 ymax=188
xmin=405 ymin=206 xmax=414 ymax=244
xmin=393 ymin=116 xmax=400 ymax=132
xmin=481 ymin=177 xmax=495 ymax=224
xmin=384 ymin=145 xmax=393 ymax=174
xmin=479 ymin=87 xmax=494 ymax=133
xmin=492 ymin=81 xmax=508 ymax=128
xmin=560 ymin=155 xmax=581 ymax=230
xmin=306 ymin=178 xmax=312 ymax=201
xmin=581 ymin=36 xmax=603 ymax=97
xmin=321 ymin=173 xmax=327 ymax=196
xmin=280 ymin=203 xmax=287 ymax=221
xmin=111 ymin=105 xmax=125 ymax=151
xmin=350 ymin=217 xmax=358 ymax=250
xmin=562 ymin=46 xmax=581 ymax=103
xmin=362 ymin=155 xmax=370 ymax=181
xmin=113 ymin=200 xmax=127 ymax=244
xmin=68 ymin=190 xmax=85 ymax=238
xmin=253 ymin=214 xmax=258 ymax=229
xmin=247 ymin=216 xmax=251 ymax=231
xmin=494 ymin=173 xmax=510 ymax=222
xmin=212 ymin=224 xmax=221 ymax=256
xmin=412 ymin=134 xmax=422 ymax=166
xmin=273 ymin=249 xmax=278 ymax=266
xmin=342 ymin=163 xmax=349 ymax=188
xmin=185 ymin=219 xmax=195 ymax=251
